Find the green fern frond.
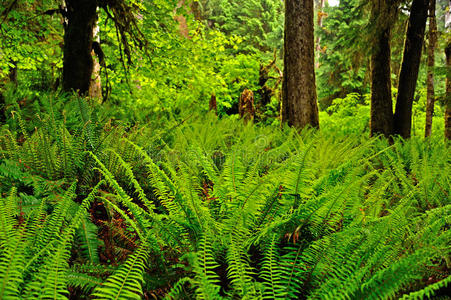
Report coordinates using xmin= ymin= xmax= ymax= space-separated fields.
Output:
xmin=226 ymin=228 xmax=257 ymax=297
xmin=191 ymin=235 xmax=223 ymax=300
xmin=260 ymin=234 xmax=285 ymax=299
xmin=164 ymin=277 xmax=193 ymax=300
xmin=91 ymin=240 xmax=150 ymax=300
xmin=400 ymin=275 xmax=451 ymax=299
xmin=66 ymin=271 xmax=103 ymax=293
xmin=77 ymin=217 xmax=101 ymax=264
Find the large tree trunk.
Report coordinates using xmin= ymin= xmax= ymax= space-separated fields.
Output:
xmin=393 ymin=0 xmax=428 ymax=138
xmin=425 ymin=0 xmax=437 ymax=137
xmin=446 ymin=41 xmax=451 ymax=140
xmin=282 ymin=0 xmax=319 ymax=129
xmin=62 ymin=0 xmax=98 ymax=95
xmin=370 ymin=1 xmax=394 ymax=138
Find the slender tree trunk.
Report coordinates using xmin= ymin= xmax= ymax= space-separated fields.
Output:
xmin=393 ymin=0 xmax=428 ymax=138
xmin=370 ymin=1 xmax=394 ymax=138
xmin=282 ymin=0 xmax=319 ymax=129
xmin=0 ymin=92 xmax=5 ymax=124
xmin=445 ymin=1 xmax=451 ymax=140
xmin=89 ymin=16 xmax=102 ymax=101
xmin=174 ymin=0 xmax=190 ymax=38
xmin=315 ymin=0 xmax=326 ymax=68
xmin=62 ymin=0 xmax=97 ymax=95
xmin=446 ymin=41 xmax=451 ymax=140
xmin=425 ymin=0 xmax=437 ymax=137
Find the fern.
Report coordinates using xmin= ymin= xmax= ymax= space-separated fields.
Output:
xmin=260 ymin=234 xmax=285 ymax=299
xmin=91 ymin=239 xmax=150 ymax=300
xmin=77 ymin=217 xmax=101 ymax=264
xmin=191 ymin=236 xmax=223 ymax=300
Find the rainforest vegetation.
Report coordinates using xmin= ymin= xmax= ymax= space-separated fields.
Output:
xmin=0 ymin=0 xmax=450 ymax=299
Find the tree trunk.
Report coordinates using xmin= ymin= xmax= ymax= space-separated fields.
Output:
xmin=62 ymin=0 xmax=98 ymax=95
xmin=425 ymin=0 xmax=437 ymax=137
xmin=446 ymin=41 xmax=451 ymax=140
xmin=445 ymin=1 xmax=451 ymax=140
xmin=370 ymin=1 xmax=394 ymax=138
xmin=0 ymin=92 xmax=5 ymax=124
xmin=393 ymin=0 xmax=428 ymax=138
xmin=315 ymin=0 xmax=326 ymax=68
xmin=89 ymin=16 xmax=102 ymax=101
xmin=174 ymin=0 xmax=190 ymax=38
xmin=282 ymin=0 xmax=319 ymax=129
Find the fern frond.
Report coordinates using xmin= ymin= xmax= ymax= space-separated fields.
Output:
xmin=91 ymin=240 xmax=150 ymax=300
xmin=260 ymin=234 xmax=285 ymax=299
xmin=191 ymin=235 xmax=223 ymax=300
xmin=77 ymin=217 xmax=101 ymax=264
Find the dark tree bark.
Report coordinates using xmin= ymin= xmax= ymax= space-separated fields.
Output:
xmin=0 ymin=92 xmax=5 ymax=124
xmin=446 ymin=41 xmax=451 ymax=140
xmin=425 ymin=0 xmax=437 ymax=137
xmin=282 ymin=0 xmax=319 ymax=129
xmin=393 ymin=0 xmax=428 ymax=138
xmin=62 ymin=0 xmax=98 ymax=95
xmin=370 ymin=1 xmax=394 ymax=138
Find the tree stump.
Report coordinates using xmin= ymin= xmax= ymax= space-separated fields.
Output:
xmin=209 ymin=94 xmax=217 ymax=114
xmin=239 ymin=89 xmax=255 ymax=123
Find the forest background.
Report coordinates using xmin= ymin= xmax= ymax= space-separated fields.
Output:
xmin=0 ymin=0 xmax=450 ymax=299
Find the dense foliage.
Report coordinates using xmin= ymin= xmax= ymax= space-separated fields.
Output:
xmin=0 ymin=93 xmax=449 ymax=299
xmin=0 ymin=0 xmax=450 ymax=299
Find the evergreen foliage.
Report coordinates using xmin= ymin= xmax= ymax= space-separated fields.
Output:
xmin=195 ymin=0 xmax=284 ymax=52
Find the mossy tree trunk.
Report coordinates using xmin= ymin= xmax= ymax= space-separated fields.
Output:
xmin=393 ymin=0 xmax=428 ymax=138
xmin=282 ymin=0 xmax=319 ymax=129
xmin=62 ymin=0 xmax=98 ymax=95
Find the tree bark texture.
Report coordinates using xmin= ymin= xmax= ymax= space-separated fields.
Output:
xmin=62 ymin=0 xmax=98 ymax=95
xmin=425 ymin=0 xmax=437 ymax=137
xmin=370 ymin=1 xmax=394 ymax=138
xmin=393 ymin=0 xmax=428 ymax=138
xmin=282 ymin=0 xmax=319 ymax=129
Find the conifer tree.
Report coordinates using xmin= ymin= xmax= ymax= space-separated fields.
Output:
xmin=425 ymin=0 xmax=437 ymax=137
xmin=282 ymin=0 xmax=319 ymax=129
xmin=369 ymin=0 xmax=398 ymax=138
xmin=393 ymin=0 xmax=429 ymax=138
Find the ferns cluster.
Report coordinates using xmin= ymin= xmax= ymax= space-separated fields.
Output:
xmin=0 ymin=102 xmax=449 ymax=299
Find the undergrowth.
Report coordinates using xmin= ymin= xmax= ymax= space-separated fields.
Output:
xmin=0 ymin=96 xmax=449 ymax=299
